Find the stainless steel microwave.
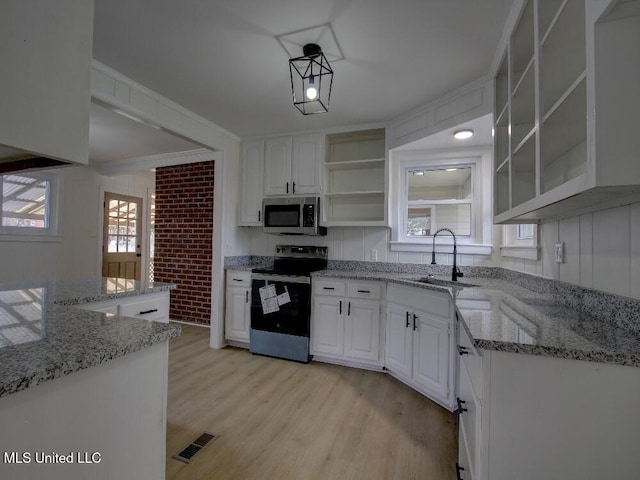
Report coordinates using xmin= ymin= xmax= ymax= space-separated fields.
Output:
xmin=262 ymin=197 xmax=326 ymax=235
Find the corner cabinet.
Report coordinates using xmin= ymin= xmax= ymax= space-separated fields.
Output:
xmin=239 ymin=140 xmax=265 ymax=226
xmin=322 ymin=128 xmax=388 ymax=226
xmin=224 ymin=270 xmax=251 ymax=345
xmin=311 ymin=278 xmax=384 ymax=368
xmin=494 ymin=0 xmax=640 ymax=223
xmin=455 ymin=316 xmax=640 ymax=480
xmin=385 ymin=283 xmax=456 ymax=411
xmin=264 ymin=134 xmax=323 ymax=196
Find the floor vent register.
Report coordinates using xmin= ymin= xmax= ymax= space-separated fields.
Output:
xmin=172 ymin=432 xmax=218 ymax=464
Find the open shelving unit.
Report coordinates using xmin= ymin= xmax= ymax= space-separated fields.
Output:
xmin=323 ymin=129 xmax=387 ymax=226
xmin=492 ymin=0 xmax=640 ymax=223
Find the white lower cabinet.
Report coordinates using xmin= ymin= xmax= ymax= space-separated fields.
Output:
xmin=385 ymin=283 xmax=455 ymax=411
xmin=76 ymin=290 xmax=170 ymax=323
xmin=311 ymin=279 xmax=382 ymax=368
xmin=456 ymin=316 xmax=640 ymax=480
xmin=224 ymin=270 xmax=251 ymax=344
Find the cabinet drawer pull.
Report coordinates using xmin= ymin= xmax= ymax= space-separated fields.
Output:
xmin=413 ymin=313 xmax=418 ymax=331
xmin=405 ymin=311 xmax=410 ymax=328
xmin=455 ymin=462 xmax=465 ymax=480
xmin=456 ymin=397 xmax=468 ymax=414
xmin=139 ymin=308 xmax=159 ymax=315
xmin=457 ymin=345 xmax=469 ymax=356
xmin=356 ymin=289 xmax=370 ymax=293
xmin=232 ymin=278 xmax=244 ymax=282
xmin=322 ymin=287 xmax=335 ymax=290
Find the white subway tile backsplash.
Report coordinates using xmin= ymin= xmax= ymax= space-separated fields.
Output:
xmin=579 ymin=213 xmax=594 ymax=288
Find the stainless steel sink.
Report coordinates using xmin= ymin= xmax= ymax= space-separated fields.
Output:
xmin=410 ymin=277 xmax=479 ymax=288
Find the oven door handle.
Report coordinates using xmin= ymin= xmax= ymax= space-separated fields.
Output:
xmin=251 ymin=273 xmax=311 ymax=284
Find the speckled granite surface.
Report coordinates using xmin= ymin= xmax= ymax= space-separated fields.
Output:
xmin=0 ymin=277 xmax=180 ymax=398
xmin=312 ymin=268 xmax=640 ymax=367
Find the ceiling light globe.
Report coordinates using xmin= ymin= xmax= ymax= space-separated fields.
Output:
xmin=305 ymin=87 xmax=318 ymax=100
xmin=453 ymin=129 xmax=474 ymax=140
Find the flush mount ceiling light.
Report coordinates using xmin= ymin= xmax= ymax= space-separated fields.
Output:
xmin=453 ymin=129 xmax=474 ymax=140
xmin=289 ymin=43 xmax=333 ymax=115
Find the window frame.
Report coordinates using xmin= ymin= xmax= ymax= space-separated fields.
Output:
xmin=0 ymin=170 xmax=61 ymax=239
xmin=389 ymin=151 xmax=492 ymax=254
xmin=403 ymin=164 xmax=475 ymax=239
xmin=500 ymin=223 xmax=539 ymax=260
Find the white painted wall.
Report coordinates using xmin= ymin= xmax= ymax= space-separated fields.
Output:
xmin=501 ymin=201 xmax=640 ymax=300
xmin=0 ymin=166 xmax=155 ymax=284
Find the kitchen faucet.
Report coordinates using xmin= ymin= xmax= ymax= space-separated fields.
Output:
xmin=430 ymin=228 xmax=464 ymax=282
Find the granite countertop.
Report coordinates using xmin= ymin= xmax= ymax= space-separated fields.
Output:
xmin=313 ymin=270 xmax=640 ymax=367
xmin=0 ymin=277 xmax=181 ymax=399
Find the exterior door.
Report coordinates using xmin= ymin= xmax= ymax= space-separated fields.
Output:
xmin=102 ymin=192 xmax=142 ymax=280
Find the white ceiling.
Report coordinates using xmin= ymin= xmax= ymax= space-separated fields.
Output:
xmin=89 ymin=0 xmax=515 ymax=164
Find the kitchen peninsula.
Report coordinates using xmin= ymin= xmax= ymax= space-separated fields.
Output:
xmin=0 ymin=277 xmax=180 ymax=480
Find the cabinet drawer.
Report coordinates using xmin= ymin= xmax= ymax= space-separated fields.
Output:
xmin=313 ymin=279 xmax=346 ymax=297
xmin=458 ymin=313 xmax=483 ymax=401
xmin=118 ymin=293 xmax=170 ymax=323
xmin=226 ymin=270 xmax=251 ymax=287
xmin=347 ymin=281 xmax=383 ymax=300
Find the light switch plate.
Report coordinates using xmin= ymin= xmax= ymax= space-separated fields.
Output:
xmin=555 ymin=242 xmax=564 ymax=263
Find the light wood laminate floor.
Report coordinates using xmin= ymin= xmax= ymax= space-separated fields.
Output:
xmin=166 ymin=324 xmax=457 ymax=480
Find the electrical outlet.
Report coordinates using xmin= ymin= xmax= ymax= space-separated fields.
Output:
xmin=555 ymin=242 xmax=564 ymax=263
xmin=370 ymin=249 xmax=378 ymax=261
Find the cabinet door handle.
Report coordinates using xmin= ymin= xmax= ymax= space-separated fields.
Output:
xmin=339 ymin=300 xmax=342 ymax=315
xmin=413 ymin=313 xmax=418 ymax=331
xmin=405 ymin=311 xmax=410 ymax=328
xmin=245 ymin=290 xmax=249 ymax=303
xmin=292 ymin=181 xmax=296 ymax=194
xmin=286 ymin=181 xmax=289 ymax=193
xmin=357 ymin=289 xmax=370 ymax=294
xmin=457 ymin=345 xmax=469 ymax=356
xmin=455 ymin=462 xmax=465 ymax=480
xmin=258 ymin=210 xmax=261 ymax=222
xmin=139 ymin=308 xmax=159 ymax=315
xmin=456 ymin=398 xmax=468 ymax=414
xmin=347 ymin=302 xmax=351 ymax=316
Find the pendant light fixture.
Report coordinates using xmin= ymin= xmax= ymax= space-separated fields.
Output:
xmin=289 ymin=43 xmax=333 ymax=115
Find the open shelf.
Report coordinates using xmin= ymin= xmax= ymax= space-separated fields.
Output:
xmin=512 ymin=135 xmax=537 ymax=207
xmin=511 ymin=61 xmax=535 ymax=148
xmin=511 ymin=0 xmax=535 ymax=85
xmin=495 ymin=53 xmax=509 ymax=115
xmin=540 ymin=77 xmax=587 ymax=193
xmin=494 ymin=109 xmax=509 ymax=167
xmin=325 ymin=158 xmax=385 ymax=170
xmin=539 ymin=0 xmax=567 ymax=41
xmin=326 ymin=129 xmax=385 ymax=163
xmin=540 ymin=0 xmax=586 ymax=113
xmin=495 ymin=161 xmax=510 ymax=215
xmin=324 ymin=128 xmax=386 ymax=225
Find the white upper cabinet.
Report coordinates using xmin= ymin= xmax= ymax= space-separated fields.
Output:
xmin=0 ymin=0 xmax=93 ymax=165
xmin=494 ymin=0 xmax=640 ymax=223
xmin=239 ymin=140 xmax=265 ymax=226
xmin=264 ymin=134 xmax=323 ymax=196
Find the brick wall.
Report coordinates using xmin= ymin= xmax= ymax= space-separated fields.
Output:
xmin=154 ymin=161 xmax=214 ymax=325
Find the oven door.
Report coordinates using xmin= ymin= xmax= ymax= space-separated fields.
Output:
xmin=250 ymin=274 xmax=311 ymax=337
